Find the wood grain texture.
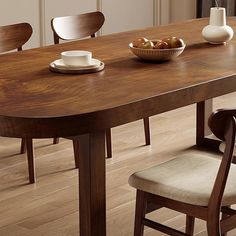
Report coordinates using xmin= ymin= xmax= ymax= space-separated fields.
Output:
xmin=209 ymin=109 xmax=236 ymax=141
xmin=1 ymin=18 xmax=236 ymax=236
xmin=0 ymin=23 xmax=32 ymax=53
xmin=0 ymin=18 xmax=236 ymax=138
xmin=25 ymin=138 xmax=35 ymax=183
xmin=50 ymin=10 xmax=150 ymax=159
xmin=51 ymin=11 xmax=105 ymax=44
xmin=132 ymin=109 xmax=236 ymax=236
xmin=78 ymin=131 xmax=106 ymax=236
xmin=0 ymin=92 xmax=236 ymax=236
xmin=0 ymin=22 xmax=36 ymax=183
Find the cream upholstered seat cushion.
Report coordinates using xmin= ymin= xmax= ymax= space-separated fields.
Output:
xmin=219 ymin=142 xmax=236 ymax=155
xmin=129 ymin=154 xmax=236 ymax=206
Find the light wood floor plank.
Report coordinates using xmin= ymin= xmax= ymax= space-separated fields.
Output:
xmin=0 ymin=92 xmax=236 ymax=235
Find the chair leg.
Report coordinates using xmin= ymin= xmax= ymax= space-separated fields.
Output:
xmin=26 ymin=138 xmax=35 ymax=183
xmin=72 ymin=139 xmax=79 ymax=169
xmin=134 ymin=190 xmax=147 ymax=236
xmin=20 ymin=138 xmax=27 ymax=154
xmin=53 ymin=137 xmax=59 ymax=144
xmin=221 ymin=207 xmax=230 ymax=236
xmin=207 ymin=214 xmax=221 ymax=236
xmin=105 ymin=129 xmax=112 ymax=158
xmin=143 ymin=117 xmax=150 ymax=145
xmin=186 ymin=215 xmax=195 ymax=235
xmin=221 ymin=219 xmax=227 ymax=236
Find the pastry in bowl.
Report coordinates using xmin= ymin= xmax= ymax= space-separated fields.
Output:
xmin=129 ymin=37 xmax=185 ymax=61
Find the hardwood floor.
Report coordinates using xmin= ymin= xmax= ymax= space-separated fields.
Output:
xmin=1 ymin=92 xmax=236 ymax=236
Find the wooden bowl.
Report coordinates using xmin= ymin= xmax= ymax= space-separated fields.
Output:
xmin=129 ymin=43 xmax=185 ymax=61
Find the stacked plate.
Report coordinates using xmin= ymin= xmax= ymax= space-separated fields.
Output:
xmin=49 ymin=50 xmax=104 ymax=74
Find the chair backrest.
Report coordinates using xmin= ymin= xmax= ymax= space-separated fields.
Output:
xmin=208 ymin=109 xmax=236 ymax=212
xmin=0 ymin=23 xmax=33 ymax=53
xmin=51 ymin=11 xmax=105 ymax=44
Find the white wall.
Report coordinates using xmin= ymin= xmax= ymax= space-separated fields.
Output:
xmin=170 ymin=0 xmax=196 ymax=22
xmin=44 ymin=0 xmax=97 ymax=45
xmin=0 ymin=0 xmax=196 ymax=48
xmin=101 ymin=0 xmax=154 ymax=35
xmin=0 ymin=0 xmax=40 ymax=49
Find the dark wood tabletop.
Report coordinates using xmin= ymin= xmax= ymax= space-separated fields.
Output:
xmin=1 ymin=18 xmax=236 ymax=139
xmin=1 ymin=18 xmax=236 ymax=236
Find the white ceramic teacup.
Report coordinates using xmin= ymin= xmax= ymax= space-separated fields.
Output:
xmin=61 ymin=50 xmax=92 ymax=66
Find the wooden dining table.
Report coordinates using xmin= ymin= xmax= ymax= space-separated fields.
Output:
xmin=0 ymin=18 xmax=236 ymax=235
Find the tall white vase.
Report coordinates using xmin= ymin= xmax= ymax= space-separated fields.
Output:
xmin=202 ymin=7 xmax=234 ymax=44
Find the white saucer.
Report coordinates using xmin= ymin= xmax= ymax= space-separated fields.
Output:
xmin=52 ymin=58 xmax=101 ymax=70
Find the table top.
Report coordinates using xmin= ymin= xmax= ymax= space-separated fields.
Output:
xmin=1 ymin=18 xmax=236 ymax=138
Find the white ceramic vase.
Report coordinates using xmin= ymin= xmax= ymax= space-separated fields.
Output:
xmin=202 ymin=7 xmax=234 ymax=44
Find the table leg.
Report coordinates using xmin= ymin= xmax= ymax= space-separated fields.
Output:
xmin=78 ymin=131 xmax=106 ymax=236
xmin=196 ymin=99 xmax=221 ymax=148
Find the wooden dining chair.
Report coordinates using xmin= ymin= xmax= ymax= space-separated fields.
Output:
xmin=0 ymin=22 xmax=61 ymax=183
xmin=51 ymin=11 xmax=105 ymax=44
xmin=0 ymin=23 xmax=32 ymax=53
xmin=129 ymin=108 xmax=236 ymax=236
xmin=51 ymin=11 xmax=151 ymax=158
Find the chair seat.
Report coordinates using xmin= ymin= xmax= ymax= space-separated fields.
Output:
xmin=219 ymin=142 xmax=236 ymax=155
xmin=129 ymin=154 xmax=236 ymax=206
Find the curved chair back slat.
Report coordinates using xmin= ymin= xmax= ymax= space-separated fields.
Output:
xmin=51 ymin=11 xmax=105 ymax=44
xmin=209 ymin=113 xmax=236 ymax=207
xmin=209 ymin=108 xmax=236 ymax=141
xmin=0 ymin=23 xmax=33 ymax=53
